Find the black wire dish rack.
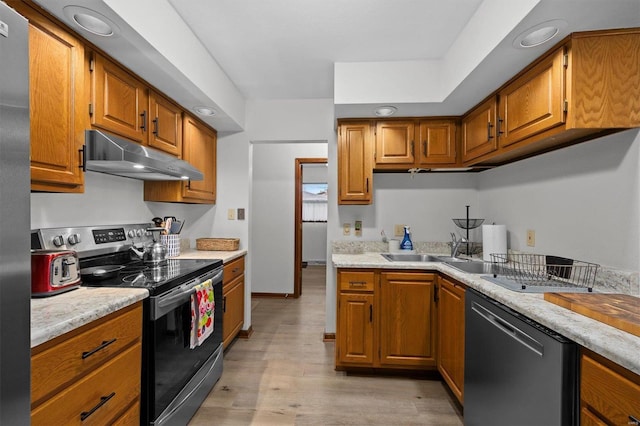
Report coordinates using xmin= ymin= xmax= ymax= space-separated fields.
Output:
xmin=489 ymin=253 xmax=599 ymax=292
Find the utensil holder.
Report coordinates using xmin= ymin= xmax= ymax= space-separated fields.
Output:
xmin=160 ymin=235 xmax=180 ymax=257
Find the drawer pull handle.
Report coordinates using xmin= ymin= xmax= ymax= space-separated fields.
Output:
xmin=82 ymin=338 xmax=117 ymax=359
xmin=232 ymin=267 xmax=240 ymax=273
xmin=80 ymin=392 xmax=115 ymax=421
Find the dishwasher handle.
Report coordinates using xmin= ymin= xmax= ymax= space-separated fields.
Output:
xmin=471 ymin=301 xmax=544 ymax=357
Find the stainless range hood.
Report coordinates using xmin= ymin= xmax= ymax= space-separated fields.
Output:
xmin=84 ymin=130 xmax=203 ymax=181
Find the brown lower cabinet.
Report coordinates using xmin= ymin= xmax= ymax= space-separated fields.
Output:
xmin=436 ymin=276 xmax=465 ymax=405
xmin=31 ymin=302 xmax=143 ymax=425
xmin=580 ymin=348 xmax=640 ymax=425
xmin=336 ymin=269 xmax=437 ymax=370
xmin=222 ymin=256 xmax=245 ymax=349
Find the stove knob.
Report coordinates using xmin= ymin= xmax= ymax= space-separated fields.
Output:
xmin=52 ymin=235 xmax=64 ymax=247
xmin=67 ymin=234 xmax=81 ymax=245
xmin=136 ymin=229 xmax=144 ymax=237
xmin=128 ymin=230 xmax=137 ymax=238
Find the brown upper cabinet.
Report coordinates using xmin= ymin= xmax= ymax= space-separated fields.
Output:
xmin=144 ymin=113 xmax=216 ymax=204
xmin=464 ymin=28 xmax=640 ymax=166
xmin=10 ymin=1 xmax=87 ymax=193
xmin=90 ymin=53 xmax=184 ymax=156
xmin=374 ymin=119 xmax=459 ymax=169
xmin=338 ymin=121 xmax=373 ymax=205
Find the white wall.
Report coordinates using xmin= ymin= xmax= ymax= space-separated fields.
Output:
xmin=303 ymin=223 xmax=327 ymax=263
xmin=477 ymin=129 xmax=640 ymax=272
xmin=251 ymin=142 xmax=328 ymax=293
xmin=337 ymin=173 xmax=480 ymax=243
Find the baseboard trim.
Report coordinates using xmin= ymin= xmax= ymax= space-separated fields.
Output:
xmin=252 ymin=292 xmax=294 ymax=299
xmin=323 ymin=333 xmax=335 ymax=342
xmin=238 ymin=326 xmax=253 ymax=339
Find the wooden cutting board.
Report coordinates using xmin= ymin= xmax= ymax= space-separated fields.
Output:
xmin=544 ymin=293 xmax=640 ymax=337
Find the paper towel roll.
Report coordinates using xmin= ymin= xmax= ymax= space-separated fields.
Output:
xmin=482 ymin=224 xmax=507 ymax=262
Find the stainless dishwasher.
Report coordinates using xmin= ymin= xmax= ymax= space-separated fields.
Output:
xmin=464 ymin=289 xmax=578 ymax=426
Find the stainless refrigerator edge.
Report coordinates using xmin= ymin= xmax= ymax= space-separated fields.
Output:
xmin=0 ymin=1 xmax=31 ymax=423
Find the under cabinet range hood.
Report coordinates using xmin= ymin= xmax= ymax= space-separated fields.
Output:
xmin=84 ymin=130 xmax=204 ymax=181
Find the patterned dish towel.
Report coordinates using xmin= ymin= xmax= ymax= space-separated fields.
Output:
xmin=190 ymin=279 xmax=215 ymax=349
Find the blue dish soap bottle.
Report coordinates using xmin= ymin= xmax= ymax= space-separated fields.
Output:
xmin=400 ymin=226 xmax=413 ymax=251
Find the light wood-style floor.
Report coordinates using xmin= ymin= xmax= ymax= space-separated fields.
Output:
xmin=189 ymin=265 xmax=463 ymax=425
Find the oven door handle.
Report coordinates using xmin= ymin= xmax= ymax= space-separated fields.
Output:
xmin=152 ymin=269 xmax=223 ymax=320
xmin=158 ymin=270 xmax=223 ymax=308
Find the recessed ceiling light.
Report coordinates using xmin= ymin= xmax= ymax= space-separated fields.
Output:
xmin=194 ymin=106 xmax=216 ymax=116
xmin=513 ymin=20 xmax=567 ymax=49
xmin=63 ymin=6 xmax=119 ymax=37
xmin=374 ymin=106 xmax=397 ymax=117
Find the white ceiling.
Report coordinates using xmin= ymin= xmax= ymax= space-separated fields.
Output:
xmin=31 ymin=0 xmax=640 ymax=132
xmin=166 ymin=0 xmax=484 ymax=100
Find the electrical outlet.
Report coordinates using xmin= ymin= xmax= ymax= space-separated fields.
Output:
xmin=227 ymin=209 xmax=235 ymax=220
xmin=354 ymin=220 xmax=362 ymax=237
xmin=394 ymin=224 xmax=405 ymax=237
xmin=343 ymin=223 xmax=351 ymax=236
xmin=527 ymin=229 xmax=535 ymax=247
xmin=237 ymin=208 xmax=245 ymax=220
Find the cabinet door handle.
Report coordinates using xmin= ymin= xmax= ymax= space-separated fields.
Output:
xmin=365 ymin=178 xmax=369 ymax=193
xmin=81 ymin=338 xmax=117 ymax=359
xmin=80 ymin=392 xmax=115 ymax=421
xmin=422 ymin=140 xmax=427 ymax=157
xmin=78 ymin=145 xmax=86 ymax=172
xmin=349 ymin=281 xmax=367 ymax=286
xmin=223 ymin=296 xmax=227 ymax=313
xmin=152 ymin=117 xmax=159 ymax=136
xmin=369 ymin=305 xmax=373 ymax=323
xmin=410 ymin=140 xmax=415 ymax=156
xmin=497 ymin=117 xmax=504 ymax=135
xmin=140 ymin=111 xmax=147 ymax=132
xmin=487 ymin=121 xmax=494 ymax=140
xmin=434 ymin=285 xmax=439 ymax=303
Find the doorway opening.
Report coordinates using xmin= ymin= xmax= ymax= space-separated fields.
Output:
xmin=294 ymin=158 xmax=328 ymax=297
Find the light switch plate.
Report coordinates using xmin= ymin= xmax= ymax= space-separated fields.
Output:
xmin=237 ymin=208 xmax=245 ymax=220
xmin=343 ymin=223 xmax=351 ymax=236
xmin=227 ymin=209 xmax=235 ymax=220
xmin=355 ymin=220 xmax=362 ymax=237
xmin=394 ymin=224 xmax=405 ymax=237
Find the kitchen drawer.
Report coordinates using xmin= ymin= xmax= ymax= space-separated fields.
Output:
xmin=31 ymin=342 xmax=141 ymax=426
xmin=111 ymin=400 xmax=140 ymax=426
xmin=580 ymin=350 xmax=640 ymax=425
xmin=31 ymin=302 xmax=142 ymax=405
xmin=223 ymin=256 xmax=245 ymax=286
xmin=339 ymin=270 xmax=375 ymax=292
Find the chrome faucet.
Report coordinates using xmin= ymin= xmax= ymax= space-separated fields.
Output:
xmin=450 ymin=233 xmax=468 ymax=258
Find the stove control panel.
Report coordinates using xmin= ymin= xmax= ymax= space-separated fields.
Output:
xmin=92 ymin=228 xmax=127 ymax=244
xmin=31 ymin=223 xmax=154 ymax=257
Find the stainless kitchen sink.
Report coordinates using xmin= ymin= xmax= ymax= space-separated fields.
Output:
xmin=381 ymin=253 xmax=471 ymax=263
xmin=381 ymin=253 xmax=442 ymax=262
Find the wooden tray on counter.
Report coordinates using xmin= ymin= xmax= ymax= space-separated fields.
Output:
xmin=544 ymin=293 xmax=640 ymax=337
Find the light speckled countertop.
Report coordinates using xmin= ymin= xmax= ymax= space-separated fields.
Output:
xmin=172 ymin=249 xmax=246 ymax=263
xmin=333 ymin=252 xmax=640 ymax=376
xmin=31 ymin=287 xmax=148 ymax=348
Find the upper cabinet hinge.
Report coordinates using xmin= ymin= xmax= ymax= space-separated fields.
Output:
xmin=89 ymin=103 xmax=93 ymax=116
xmin=89 ymin=57 xmax=95 ymax=73
xmin=563 ymin=53 xmax=569 ymax=68
xmin=563 ymin=99 xmax=568 ymax=113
